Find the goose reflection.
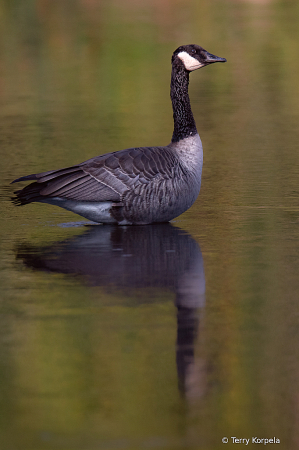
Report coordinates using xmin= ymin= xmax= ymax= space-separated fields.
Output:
xmin=16 ymin=223 xmax=205 ymax=396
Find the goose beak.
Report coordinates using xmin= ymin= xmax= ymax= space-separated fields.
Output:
xmin=204 ymin=51 xmax=227 ymax=64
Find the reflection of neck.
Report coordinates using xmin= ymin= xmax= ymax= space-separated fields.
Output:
xmin=171 ymin=64 xmax=197 ymax=143
xmin=176 ymin=305 xmax=199 ymax=395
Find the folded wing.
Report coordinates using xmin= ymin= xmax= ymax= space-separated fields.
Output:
xmin=12 ymin=146 xmax=176 ymax=205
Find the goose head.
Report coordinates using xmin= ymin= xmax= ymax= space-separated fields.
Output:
xmin=172 ymin=44 xmax=226 ymax=72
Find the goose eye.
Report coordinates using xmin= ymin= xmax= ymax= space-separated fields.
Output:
xmin=191 ymin=49 xmax=196 ymax=54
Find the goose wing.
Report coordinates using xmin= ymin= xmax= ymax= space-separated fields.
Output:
xmin=83 ymin=146 xmax=176 ymax=187
xmin=13 ymin=146 xmax=176 ymax=205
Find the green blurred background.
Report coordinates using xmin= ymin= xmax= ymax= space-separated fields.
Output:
xmin=1 ymin=0 xmax=299 ymax=449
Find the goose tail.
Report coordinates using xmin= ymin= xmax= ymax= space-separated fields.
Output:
xmin=12 ymin=182 xmax=44 ymax=206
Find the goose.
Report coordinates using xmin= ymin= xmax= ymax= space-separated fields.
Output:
xmin=12 ymin=45 xmax=226 ymax=225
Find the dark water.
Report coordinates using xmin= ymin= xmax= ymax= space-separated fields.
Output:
xmin=1 ymin=1 xmax=299 ymax=449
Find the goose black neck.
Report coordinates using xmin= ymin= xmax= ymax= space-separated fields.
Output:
xmin=171 ymin=64 xmax=197 ymax=143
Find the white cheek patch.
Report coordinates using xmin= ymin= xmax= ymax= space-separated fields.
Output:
xmin=177 ymin=51 xmax=204 ymax=71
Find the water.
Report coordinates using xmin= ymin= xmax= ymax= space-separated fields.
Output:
xmin=1 ymin=1 xmax=299 ymax=449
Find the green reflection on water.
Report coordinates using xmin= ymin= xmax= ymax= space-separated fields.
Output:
xmin=1 ymin=1 xmax=299 ymax=449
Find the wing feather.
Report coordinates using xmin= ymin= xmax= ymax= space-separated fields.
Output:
xmin=40 ymin=172 xmax=87 ymax=195
xmin=13 ymin=145 xmax=178 ymax=206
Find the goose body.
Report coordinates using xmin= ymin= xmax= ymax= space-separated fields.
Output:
xmin=12 ymin=45 xmax=226 ymax=225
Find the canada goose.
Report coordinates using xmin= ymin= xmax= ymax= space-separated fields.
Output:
xmin=12 ymin=45 xmax=226 ymax=225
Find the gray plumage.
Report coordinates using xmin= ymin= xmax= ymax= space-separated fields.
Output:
xmin=12 ymin=45 xmax=226 ymax=225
